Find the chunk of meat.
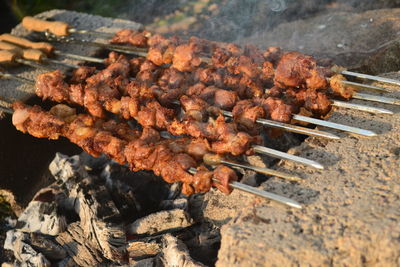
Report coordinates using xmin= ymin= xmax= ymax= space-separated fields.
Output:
xmin=274 ymin=51 xmax=327 ymax=90
xmin=212 ymin=165 xmax=238 ymax=194
xmin=172 ymin=44 xmax=202 ymax=72
xmin=329 ymin=74 xmax=355 ymax=99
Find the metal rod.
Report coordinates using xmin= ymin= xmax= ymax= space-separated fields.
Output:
xmin=44 ymin=33 xmax=148 ymax=56
xmin=45 ymin=58 xmax=80 ymax=69
xmin=188 ymin=167 xmax=302 ymax=209
xmin=341 ymin=70 xmax=400 ymax=87
xmin=15 ymin=58 xmax=55 ymax=71
xmin=292 ymin=114 xmax=377 ymax=137
xmin=332 ymin=100 xmax=394 ymax=114
xmin=220 ymin=159 xmax=302 ymax=182
xmin=54 ymin=50 xmax=104 ymax=64
xmin=68 ymin=28 xmax=113 ymax=38
xmin=0 ymin=105 xmax=13 ymax=114
xmin=339 ymin=79 xmax=389 ymax=92
xmin=228 ymin=180 xmax=302 ymax=209
xmin=0 ymin=71 xmax=35 ymax=85
xmin=353 ymin=92 xmax=400 ymax=106
xmin=252 ymin=145 xmax=324 ymax=169
xmin=222 ymin=110 xmax=340 ymax=140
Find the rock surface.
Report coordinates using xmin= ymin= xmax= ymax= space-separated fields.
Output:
xmin=242 ymin=8 xmax=400 ymax=71
xmin=0 ymin=9 xmax=141 ymax=103
xmin=216 ymin=75 xmax=400 ymax=266
xmin=127 ymin=209 xmax=193 ymax=236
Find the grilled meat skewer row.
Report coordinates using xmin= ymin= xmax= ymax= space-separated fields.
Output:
xmin=10 ymin=101 xmax=302 ymax=208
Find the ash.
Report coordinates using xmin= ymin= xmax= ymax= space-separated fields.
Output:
xmin=2 ymin=153 xmax=219 ymax=266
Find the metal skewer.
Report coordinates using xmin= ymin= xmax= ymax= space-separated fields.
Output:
xmin=203 ymin=153 xmax=302 ymax=182
xmin=292 ymin=114 xmax=377 ymax=137
xmin=352 ymin=92 xmax=400 ymax=106
xmin=0 ymin=71 xmax=323 ymax=169
xmin=340 ymin=80 xmax=389 ymax=92
xmin=252 ymin=145 xmax=324 ymax=169
xmin=188 ymin=167 xmax=302 ymax=209
xmin=222 ymin=110 xmax=339 ymax=140
xmin=341 ymin=70 xmax=400 ymax=87
xmin=332 ymin=100 xmax=394 ymax=114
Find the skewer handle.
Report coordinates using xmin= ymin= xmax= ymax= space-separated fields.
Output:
xmin=0 ymin=34 xmax=54 ymax=55
xmin=0 ymin=41 xmax=23 ymax=54
xmin=22 ymin=16 xmax=70 ymax=36
xmin=0 ymin=46 xmax=46 ymax=62
xmin=0 ymin=50 xmax=17 ymax=64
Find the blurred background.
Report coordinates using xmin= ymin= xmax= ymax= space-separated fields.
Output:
xmin=2 ymin=0 xmax=400 ymax=42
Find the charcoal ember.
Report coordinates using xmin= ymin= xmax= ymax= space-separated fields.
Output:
xmin=29 ymin=233 xmax=66 ymax=261
xmin=130 ymin=257 xmax=159 ymax=267
xmin=55 ymin=223 xmax=104 ymax=266
xmin=159 ymin=198 xmax=188 ymax=210
xmin=161 ymin=234 xmax=206 ymax=267
xmin=49 ymin=153 xmax=84 ymax=187
xmin=54 ymin=257 xmax=76 ymax=267
xmin=127 ymin=209 xmax=193 ymax=236
xmin=127 ymin=240 xmax=161 ymax=261
xmin=1 ymin=263 xmax=16 ymax=267
xmin=79 ymin=152 xmax=110 ymax=171
xmin=4 ymin=230 xmax=50 ymax=267
xmin=67 ymin=178 xmax=126 ymax=263
xmin=49 ymin=153 xmax=127 ymax=264
xmin=16 ymin=198 xmax=67 ymax=236
xmin=101 ymin=163 xmax=142 ymax=217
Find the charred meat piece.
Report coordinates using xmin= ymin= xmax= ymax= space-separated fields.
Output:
xmin=12 ymin=102 xmax=65 ymax=139
xmin=70 ymin=66 xmax=96 ymax=84
xmin=304 ymin=90 xmax=333 ymax=117
xmin=172 ymin=43 xmax=202 ymax=72
xmin=232 ymin=99 xmax=265 ymax=131
xmin=257 ymin=97 xmax=293 ymax=123
xmin=110 ymin=29 xmax=149 ymax=48
xmin=212 ymin=165 xmax=238 ymax=194
xmin=35 ymin=70 xmax=69 ymax=103
xmin=274 ymin=51 xmax=327 ymax=90
xmin=329 ymin=74 xmax=355 ymax=99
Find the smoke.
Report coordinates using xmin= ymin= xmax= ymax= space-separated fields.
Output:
xmin=269 ymin=0 xmax=287 ymax=12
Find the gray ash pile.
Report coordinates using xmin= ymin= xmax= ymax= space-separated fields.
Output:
xmin=3 ymin=152 xmax=218 ymax=266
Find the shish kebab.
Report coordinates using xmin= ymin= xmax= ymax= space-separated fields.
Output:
xmin=106 ymin=30 xmax=400 ymax=107
xmin=0 ymin=51 xmax=322 ymax=171
xmin=19 ymin=16 xmax=400 ymax=88
xmin=1 ymin=31 xmax=395 ymax=110
xmin=1 ymin=31 xmax=395 ymax=113
xmin=0 ymin=39 xmax=383 ymax=138
xmin=0 ymin=102 xmax=301 ymax=209
xmin=29 ymin=32 xmax=399 ymax=113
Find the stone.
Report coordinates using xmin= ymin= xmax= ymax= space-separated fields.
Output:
xmin=0 ymin=9 xmax=141 ymax=103
xmin=242 ymin=8 xmax=400 ymax=71
xmin=4 ymin=230 xmax=50 ymax=267
xmin=161 ymin=234 xmax=206 ymax=267
xmin=16 ymin=200 xmax=67 ymax=236
xmin=127 ymin=241 xmax=161 ymax=261
xmin=216 ymin=73 xmax=400 ymax=266
xmin=127 ymin=209 xmax=193 ymax=236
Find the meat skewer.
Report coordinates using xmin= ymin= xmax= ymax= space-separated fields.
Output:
xmin=3 ymin=32 xmax=394 ymax=114
xmin=39 ymin=34 xmax=398 ymax=110
xmin=21 ymin=16 xmax=114 ymax=38
xmin=0 ymin=70 xmax=324 ymax=169
xmin=0 ymin=45 xmax=379 ymax=138
xmin=0 ymin=34 xmax=106 ymax=64
xmin=3 ymin=101 xmax=302 ymax=208
xmin=23 ymin=17 xmax=399 ymax=88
